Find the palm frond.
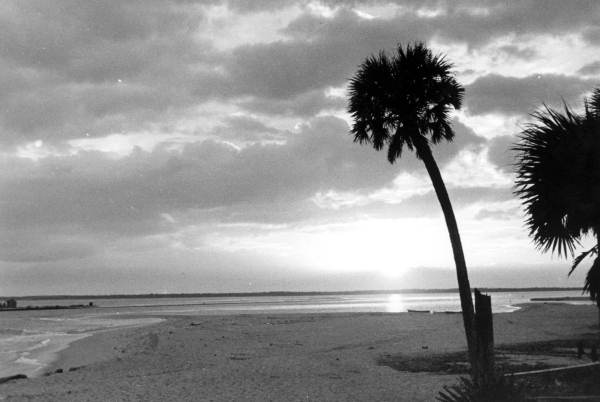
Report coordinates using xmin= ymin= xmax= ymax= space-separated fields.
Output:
xmin=583 ymin=257 xmax=600 ymax=305
xmin=585 ymin=88 xmax=600 ymax=119
xmin=513 ymin=104 xmax=590 ymax=257
xmin=569 ymin=245 xmax=598 ymax=276
xmin=387 ymin=126 xmax=406 ymax=163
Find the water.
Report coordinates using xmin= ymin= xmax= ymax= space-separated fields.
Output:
xmin=0 ymin=290 xmax=590 ymax=378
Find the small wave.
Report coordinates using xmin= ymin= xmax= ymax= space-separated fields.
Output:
xmin=14 ymin=356 xmax=41 ymax=367
xmin=27 ymin=339 xmax=51 ymax=351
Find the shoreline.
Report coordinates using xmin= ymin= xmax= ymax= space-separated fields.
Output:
xmin=45 ymin=318 xmax=167 ymax=376
xmin=0 ymin=316 xmax=165 ymax=380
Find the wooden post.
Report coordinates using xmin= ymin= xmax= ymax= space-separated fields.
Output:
xmin=474 ymin=289 xmax=494 ymax=385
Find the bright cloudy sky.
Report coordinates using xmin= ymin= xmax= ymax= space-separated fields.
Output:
xmin=1 ymin=0 xmax=599 ymax=295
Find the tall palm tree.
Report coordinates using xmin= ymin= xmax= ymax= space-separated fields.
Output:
xmin=347 ymin=43 xmax=477 ymax=367
xmin=514 ymin=88 xmax=600 ymax=325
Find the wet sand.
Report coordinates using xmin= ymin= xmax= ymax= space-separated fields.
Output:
xmin=0 ymin=303 xmax=597 ymax=401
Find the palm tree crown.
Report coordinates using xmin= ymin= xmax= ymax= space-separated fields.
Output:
xmin=514 ymin=95 xmax=600 ymax=257
xmin=348 ymin=42 xmax=464 ymax=162
xmin=514 ymin=88 xmax=600 ymax=317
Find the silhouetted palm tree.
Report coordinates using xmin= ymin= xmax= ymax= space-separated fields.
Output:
xmin=347 ymin=42 xmax=477 ymax=365
xmin=514 ymin=88 xmax=600 ymax=325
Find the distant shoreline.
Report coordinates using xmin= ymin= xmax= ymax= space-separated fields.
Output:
xmin=9 ymin=287 xmax=582 ymax=300
xmin=0 ymin=304 xmax=94 ymax=312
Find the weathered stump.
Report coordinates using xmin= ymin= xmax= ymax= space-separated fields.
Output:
xmin=473 ymin=289 xmax=494 ymax=385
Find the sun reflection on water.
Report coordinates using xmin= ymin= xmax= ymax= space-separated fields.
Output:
xmin=386 ymin=294 xmax=406 ymax=313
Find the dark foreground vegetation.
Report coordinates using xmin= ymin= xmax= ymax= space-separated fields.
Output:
xmin=380 ymin=336 xmax=600 ymax=400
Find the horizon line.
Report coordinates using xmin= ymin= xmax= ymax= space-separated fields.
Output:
xmin=5 ymin=286 xmax=583 ymax=300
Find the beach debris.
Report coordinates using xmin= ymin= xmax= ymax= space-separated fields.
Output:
xmin=577 ymin=341 xmax=585 ymax=358
xmin=508 ymin=361 xmax=600 ymax=377
xmin=229 ymin=353 xmax=250 ymax=361
xmin=0 ymin=374 xmax=27 ymax=384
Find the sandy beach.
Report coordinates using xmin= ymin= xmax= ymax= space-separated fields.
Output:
xmin=0 ymin=303 xmax=597 ymax=401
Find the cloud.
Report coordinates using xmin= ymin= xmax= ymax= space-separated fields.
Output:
xmin=0 ymin=115 xmax=484 ymax=261
xmin=486 ymin=135 xmax=517 ymax=172
xmin=212 ymin=115 xmax=282 ymax=142
xmin=465 ymin=74 xmax=596 ymax=116
xmin=474 ymin=207 xmax=519 ymax=220
xmin=0 ymin=0 xmax=222 ymax=144
xmin=3 ymin=1 xmax=599 ymax=146
xmin=237 ymin=89 xmax=347 ymax=117
xmin=578 ymin=61 xmax=600 ymax=76
xmin=496 ymin=45 xmax=537 ymax=60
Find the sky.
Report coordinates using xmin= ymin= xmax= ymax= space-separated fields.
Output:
xmin=1 ymin=0 xmax=600 ymax=295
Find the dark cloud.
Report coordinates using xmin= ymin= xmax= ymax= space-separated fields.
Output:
xmin=281 ymin=1 xmax=600 ymax=50
xmin=229 ymin=39 xmax=355 ymax=100
xmin=486 ymin=135 xmax=517 ymax=172
xmin=496 ymin=45 xmax=537 ymax=60
xmin=432 ymin=120 xmax=486 ymax=160
xmin=226 ymin=2 xmax=600 ymax=107
xmin=0 ymin=0 xmax=220 ymax=144
xmin=465 ymin=74 xmax=596 ymax=116
xmin=237 ymin=90 xmax=347 ymax=117
xmin=212 ymin=115 xmax=281 ymax=142
xmin=0 ymin=231 xmax=96 ymax=263
xmin=0 ymin=0 xmax=203 ymax=73
xmin=578 ymin=61 xmax=600 ymax=76
xmin=583 ymin=27 xmax=600 ymax=44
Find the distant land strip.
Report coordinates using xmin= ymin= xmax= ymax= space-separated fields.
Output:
xmin=9 ymin=287 xmax=582 ymax=300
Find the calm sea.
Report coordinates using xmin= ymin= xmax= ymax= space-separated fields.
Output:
xmin=0 ymin=290 xmax=590 ymax=378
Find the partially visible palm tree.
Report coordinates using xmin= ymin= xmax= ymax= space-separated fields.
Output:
xmin=514 ymin=88 xmax=600 ymax=325
xmin=347 ymin=43 xmax=477 ymax=368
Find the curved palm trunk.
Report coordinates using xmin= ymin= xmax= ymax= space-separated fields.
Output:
xmin=597 ymin=233 xmax=600 ymax=328
xmin=415 ymin=139 xmax=477 ymax=370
